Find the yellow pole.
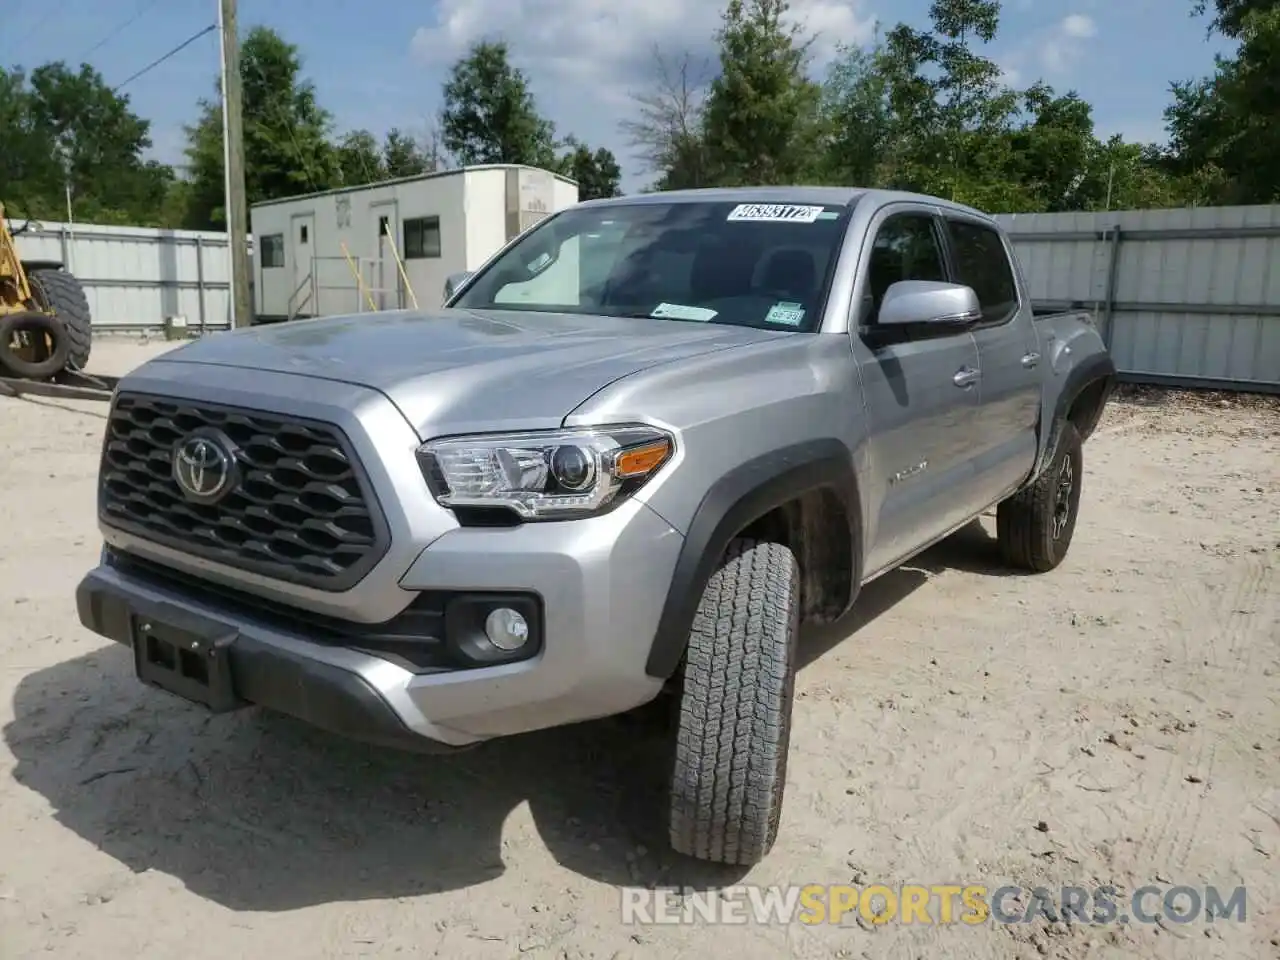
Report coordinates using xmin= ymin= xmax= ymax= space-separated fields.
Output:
xmin=340 ymin=241 xmax=378 ymax=311
xmin=381 ymin=221 xmax=418 ymax=309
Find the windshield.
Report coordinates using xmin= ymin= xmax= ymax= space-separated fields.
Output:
xmin=451 ymin=200 xmax=850 ymax=332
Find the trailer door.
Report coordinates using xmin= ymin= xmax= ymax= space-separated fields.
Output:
xmin=288 ymin=211 xmax=316 ymax=318
xmin=370 ymin=200 xmax=400 ymax=310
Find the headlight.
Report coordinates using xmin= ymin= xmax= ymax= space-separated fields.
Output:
xmin=416 ymin=425 xmax=674 ymax=520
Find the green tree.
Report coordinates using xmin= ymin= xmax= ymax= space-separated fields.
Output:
xmin=701 ymin=0 xmax=823 ymax=185
xmin=440 ymin=41 xmax=557 ymax=167
xmin=0 ymin=62 xmax=172 ymax=224
xmin=382 ymin=127 xmax=432 ymax=177
xmin=335 ymin=129 xmax=385 ymax=185
xmin=1165 ymin=4 xmax=1280 ymax=202
xmin=817 ymin=42 xmax=893 ymax=187
xmin=1007 ymin=83 xmax=1097 ymax=211
xmin=1191 ymin=0 xmax=1276 ymax=37
xmin=619 ymin=49 xmax=714 ymax=190
xmin=183 ymin=26 xmax=338 ymax=228
xmin=557 ymin=137 xmax=622 ymax=199
xmin=875 ymin=0 xmax=1025 ymax=207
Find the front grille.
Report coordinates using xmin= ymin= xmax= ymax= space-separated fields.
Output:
xmin=100 ymin=393 xmax=389 ymax=591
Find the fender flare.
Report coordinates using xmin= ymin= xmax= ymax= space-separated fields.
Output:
xmin=644 ymin=438 xmax=862 ymax=679
xmin=1034 ymin=351 xmax=1118 ymax=479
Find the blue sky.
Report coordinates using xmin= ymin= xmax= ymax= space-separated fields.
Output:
xmin=1 ymin=0 xmax=1236 ymax=193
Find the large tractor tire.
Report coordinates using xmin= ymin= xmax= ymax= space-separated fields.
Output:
xmin=28 ymin=267 xmax=91 ymax=371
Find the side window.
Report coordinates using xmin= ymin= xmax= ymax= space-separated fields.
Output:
xmin=946 ymin=219 xmax=1018 ymax=324
xmin=260 ymin=234 xmax=284 ymax=268
xmin=404 ymin=216 xmax=442 ymax=259
xmin=864 ymin=213 xmax=946 ymax=323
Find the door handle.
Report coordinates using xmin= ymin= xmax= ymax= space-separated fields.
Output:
xmin=1021 ymin=352 xmax=1040 ymax=368
xmin=953 ymin=367 xmax=980 ymax=388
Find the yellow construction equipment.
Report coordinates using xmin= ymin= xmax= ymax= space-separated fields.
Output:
xmin=0 ymin=201 xmax=93 ymax=379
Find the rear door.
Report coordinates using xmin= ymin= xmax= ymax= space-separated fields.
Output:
xmin=943 ymin=215 xmax=1042 ymax=507
xmin=851 ymin=204 xmax=983 ymax=578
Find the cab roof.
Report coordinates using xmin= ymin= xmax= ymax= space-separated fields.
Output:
xmin=575 ymin=186 xmax=994 ymax=221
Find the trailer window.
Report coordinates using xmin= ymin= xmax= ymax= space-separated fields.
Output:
xmin=261 ymin=234 xmax=285 ymax=268
xmin=404 ymin=216 xmax=441 ymax=259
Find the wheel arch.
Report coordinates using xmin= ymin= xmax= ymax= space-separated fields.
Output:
xmin=1034 ymin=351 xmax=1117 ymax=479
xmin=644 ymin=438 xmax=863 ymax=680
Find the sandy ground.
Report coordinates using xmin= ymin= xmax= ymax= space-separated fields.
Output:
xmin=0 ymin=336 xmax=1277 ymax=960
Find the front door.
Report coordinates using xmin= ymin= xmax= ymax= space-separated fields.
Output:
xmin=945 ymin=215 xmax=1042 ymax=507
xmin=289 ymin=212 xmax=315 ymax=318
xmin=852 ymin=206 xmax=984 ymax=578
xmin=369 ymin=201 xmax=399 ymax=310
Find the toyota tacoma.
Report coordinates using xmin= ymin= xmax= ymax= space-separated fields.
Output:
xmin=76 ymin=187 xmax=1116 ymax=866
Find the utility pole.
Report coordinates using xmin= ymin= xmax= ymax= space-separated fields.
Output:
xmin=218 ymin=0 xmax=252 ymax=328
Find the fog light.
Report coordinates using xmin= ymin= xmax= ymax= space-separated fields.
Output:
xmin=485 ymin=607 xmax=529 ymax=651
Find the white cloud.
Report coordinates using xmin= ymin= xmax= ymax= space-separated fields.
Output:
xmin=408 ymin=0 xmax=876 ymax=185
xmin=1060 ymin=13 xmax=1097 ymax=38
xmin=1000 ymin=12 xmax=1098 ymax=85
xmin=410 ymin=0 xmax=876 ymax=89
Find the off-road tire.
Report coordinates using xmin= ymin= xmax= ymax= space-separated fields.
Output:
xmin=668 ymin=538 xmax=801 ymax=865
xmin=0 ymin=311 xmax=71 ymax=380
xmin=996 ymin=421 xmax=1084 ymax=572
xmin=28 ymin=268 xmax=91 ymax=371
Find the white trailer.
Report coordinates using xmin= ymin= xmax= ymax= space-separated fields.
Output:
xmin=249 ymin=164 xmax=578 ymax=322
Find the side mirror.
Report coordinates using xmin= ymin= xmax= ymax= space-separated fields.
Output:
xmin=443 ymin=271 xmax=473 ymax=302
xmin=878 ymin=281 xmax=982 ymax=327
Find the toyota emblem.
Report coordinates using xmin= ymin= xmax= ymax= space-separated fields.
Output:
xmin=172 ymin=429 xmax=237 ymax=503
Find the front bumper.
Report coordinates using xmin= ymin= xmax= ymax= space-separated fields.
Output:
xmin=77 ymin=564 xmax=456 ymax=753
xmin=76 ymin=496 xmax=682 ymax=751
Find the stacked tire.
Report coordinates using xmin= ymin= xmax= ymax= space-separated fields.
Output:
xmin=0 ymin=268 xmax=91 ymax=380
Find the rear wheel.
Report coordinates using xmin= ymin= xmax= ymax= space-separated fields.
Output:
xmin=28 ymin=268 xmax=91 ymax=371
xmin=667 ymin=538 xmax=800 ymax=865
xmin=996 ymin=422 xmax=1084 ymax=572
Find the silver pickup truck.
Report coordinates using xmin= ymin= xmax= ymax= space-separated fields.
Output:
xmin=75 ymin=187 xmax=1115 ymax=866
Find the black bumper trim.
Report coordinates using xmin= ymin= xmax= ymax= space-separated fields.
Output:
xmin=76 ymin=569 xmax=464 ymax=755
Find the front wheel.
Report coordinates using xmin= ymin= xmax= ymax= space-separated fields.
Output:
xmin=996 ymin=421 xmax=1084 ymax=572
xmin=667 ymin=538 xmax=800 ymax=865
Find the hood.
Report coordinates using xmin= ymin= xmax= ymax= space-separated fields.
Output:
xmin=156 ymin=308 xmax=785 ymax=435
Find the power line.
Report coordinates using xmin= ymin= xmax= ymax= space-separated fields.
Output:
xmin=77 ymin=0 xmax=168 ymax=62
xmin=9 ymin=0 xmax=70 ymax=54
xmin=113 ymin=22 xmax=216 ymax=93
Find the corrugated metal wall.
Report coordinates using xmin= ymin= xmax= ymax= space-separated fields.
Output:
xmin=995 ymin=204 xmax=1280 ymax=392
xmin=14 ymin=221 xmax=251 ymax=333
xmin=12 ymin=206 xmax=1280 ymax=391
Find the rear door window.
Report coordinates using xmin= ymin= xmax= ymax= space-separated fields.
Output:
xmin=945 ymin=219 xmax=1019 ymax=325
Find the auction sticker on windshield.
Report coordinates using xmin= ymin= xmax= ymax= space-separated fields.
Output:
xmin=727 ymin=203 xmax=828 ymax=223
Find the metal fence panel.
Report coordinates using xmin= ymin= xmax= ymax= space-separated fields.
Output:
xmin=11 ymin=208 xmax=1280 ymax=391
xmin=996 ymin=204 xmax=1280 ymax=392
xmin=14 ymin=221 xmax=251 ymax=333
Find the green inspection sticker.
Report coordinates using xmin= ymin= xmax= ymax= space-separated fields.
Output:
xmin=765 ymin=301 xmax=806 ymax=326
